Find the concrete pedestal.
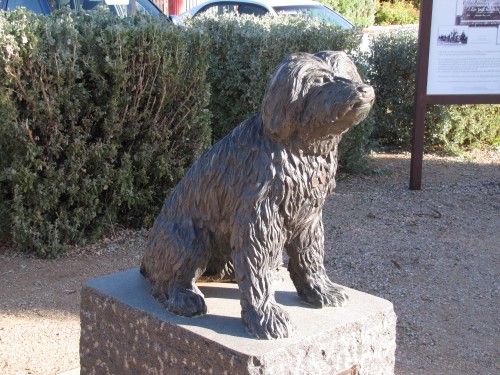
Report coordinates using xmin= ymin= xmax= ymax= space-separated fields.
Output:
xmin=80 ymin=268 xmax=396 ymax=375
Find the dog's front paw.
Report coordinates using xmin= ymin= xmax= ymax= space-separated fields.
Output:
xmin=165 ymin=284 xmax=207 ymax=317
xmin=300 ymin=277 xmax=348 ymax=308
xmin=242 ymin=302 xmax=295 ymax=339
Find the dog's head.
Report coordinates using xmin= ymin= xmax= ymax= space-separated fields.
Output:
xmin=261 ymin=51 xmax=374 ymax=154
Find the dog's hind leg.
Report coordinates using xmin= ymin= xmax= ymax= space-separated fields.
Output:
xmin=200 ymin=235 xmax=236 ymax=282
xmin=142 ymin=215 xmax=210 ymax=317
xmin=286 ymin=213 xmax=348 ymax=308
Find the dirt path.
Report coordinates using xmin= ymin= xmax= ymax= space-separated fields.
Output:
xmin=0 ymin=151 xmax=499 ymax=375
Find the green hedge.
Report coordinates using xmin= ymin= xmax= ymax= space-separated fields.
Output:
xmin=367 ymin=27 xmax=500 ymax=151
xmin=7 ymin=11 xmax=496 ymax=257
xmin=189 ymin=14 xmax=373 ymax=172
xmin=320 ymin=0 xmax=376 ymax=27
xmin=0 ymin=10 xmax=211 ymax=256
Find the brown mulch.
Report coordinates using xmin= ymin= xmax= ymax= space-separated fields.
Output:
xmin=0 ymin=150 xmax=499 ymax=375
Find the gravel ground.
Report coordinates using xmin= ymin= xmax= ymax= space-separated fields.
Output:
xmin=0 ymin=150 xmax=499 ymax=375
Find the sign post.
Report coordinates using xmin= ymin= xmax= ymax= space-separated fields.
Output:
xmin=410 ymin=0 xmax=500 ymax=190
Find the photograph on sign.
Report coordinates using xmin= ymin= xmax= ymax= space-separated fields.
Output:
xmin=437 ymin=26 xmax=469 ymax=44
xmin=456 ymin=0 xmax=500 ymax=27
xmin=426 ymin=0 xmax=500 ymax=95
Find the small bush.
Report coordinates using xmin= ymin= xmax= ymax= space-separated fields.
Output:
xmin=433 ymin=105 xmax=500 ymax=153
xmin=367 ymin=27 xmax=424 ymax=146
xmin=189 ymin=14 xmax=372 ymax=172
xmin=375 ymin=1 xmax=419 ymax=26
xmin=319 ymin=0 xmax=376 ymax=27
xmin=0 ymin=9 xmax=211 ymax=257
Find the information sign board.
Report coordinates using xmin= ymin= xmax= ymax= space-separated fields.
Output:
xmin=426 ymin=0 xmax=500 ymax=95
xmin=410 ymin=0 xmax=500 ymax=190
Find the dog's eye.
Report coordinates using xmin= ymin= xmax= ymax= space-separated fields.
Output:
xmin=334 ymin=76 xmax=351 ymax=84
xmin=316 ymin=76 xmax=334 ymax=84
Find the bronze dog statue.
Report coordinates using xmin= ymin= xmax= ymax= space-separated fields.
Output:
xmin=141 ymin=51 xmax=375 ymax=339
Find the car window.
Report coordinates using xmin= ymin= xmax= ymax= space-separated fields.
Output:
xmin=237 ymin=4 xmax=267 ymax=16
xmin=198 ymin=2 xmax=267 ymax=17
xmin=81 ymin=0 xmax=105 ymax=10
xmin=105 ymin=0 xmax=162 ymax=17
xmin=1 ymin=0 xmax=163 ymax=16
xmin=198 ymin=2 xmax=236 ymax=16
xmin=3 ymin=0 xmax=47 ymax=14
xmin=273 ymin=5 xmax=352 ymax=28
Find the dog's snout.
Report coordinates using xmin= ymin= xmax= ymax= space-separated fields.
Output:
xmin=357 ymin=84 xmax=374 ymax=95
xmin=357 ymin=85 xmax=375 ymax=105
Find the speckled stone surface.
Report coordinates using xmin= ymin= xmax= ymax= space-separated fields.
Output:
xmin=80 ymin=268 xmax=396 ymax=375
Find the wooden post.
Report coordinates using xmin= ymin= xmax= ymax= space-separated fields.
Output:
xmin=410 ymin=0 xmax=433 ymax=190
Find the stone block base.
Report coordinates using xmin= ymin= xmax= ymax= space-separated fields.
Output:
xmin=80 ymin=268 xmax=396 ymax=374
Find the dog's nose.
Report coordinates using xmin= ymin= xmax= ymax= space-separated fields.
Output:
xmin=357 ymin=85 xmax=375 ymax=101
xmin=357 ymin=84 xmax=373 ymax=94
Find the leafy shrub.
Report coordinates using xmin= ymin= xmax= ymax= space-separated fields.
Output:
xmin=319 ymin=0 xmax=376 ymax=27
xmin=367 ymin=27 xmax=499 ymax=151
xmin=189 ymin=14 xmax=373 ymax=172
xmin=410 ymin=0 xmax=420 ymax=8
xmin=367 ymin=27 xmax=424 ymax=146
xmin=375 ymin=1 xmax=419 ymax=26
xmin=0 ymin=9 xmax=211 ymax=257
xmin=433 ymin=105 xmax=500 ymax=153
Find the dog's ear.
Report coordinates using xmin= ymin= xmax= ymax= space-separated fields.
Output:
xmin=314 ymin=51 xmax=362 ymax=83
xmin=261 ymin=53 xmax=319 ymax=142
xmin=261 ymin=56 xmax=301 ymax=142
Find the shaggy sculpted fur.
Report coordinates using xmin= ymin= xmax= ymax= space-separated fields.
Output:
xmin=141 ymin=51 xmax=375 ymax=339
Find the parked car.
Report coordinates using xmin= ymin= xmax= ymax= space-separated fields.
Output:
xmin=0 ymin=0 xmax=164 ymax=17
xmin=173 ymin=0 xmax=353 ymax=29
